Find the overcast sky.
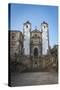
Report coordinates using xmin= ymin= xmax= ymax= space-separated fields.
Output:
xmin=9 ymin=3 xmax=58 ymax=47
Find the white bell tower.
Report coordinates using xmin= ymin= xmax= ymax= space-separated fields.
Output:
xmin=23 ymin=21 xmax=31 ymax=56
xmin=41 ymin=21 xmax=49 ymax=55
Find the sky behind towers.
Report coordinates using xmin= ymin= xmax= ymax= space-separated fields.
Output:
xmin=9 ymin=3 xmax=58 ymax=47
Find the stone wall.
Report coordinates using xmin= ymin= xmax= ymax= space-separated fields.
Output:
xmin=10 ymin=54 xmax=58 ymax=72
xmin=39 ymin=55 xmax=58 ymax=72
xmin=9 ymin=31 xmax=23 ymax=62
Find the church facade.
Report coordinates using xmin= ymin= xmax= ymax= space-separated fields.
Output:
xmin=23 ymin=21 xmax=49 ymax=57
xmin=10 ymin=21 xmax=49 ymax=69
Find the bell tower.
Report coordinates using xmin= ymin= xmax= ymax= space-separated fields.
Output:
xmin=41 ymin=21 xmax=49 ymax=55
xmin=23 ymin=21 xmax=31 ymax=56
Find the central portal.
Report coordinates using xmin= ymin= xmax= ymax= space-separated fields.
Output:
xmin=33 ymin=48 xmax=39 ymax=69
xmin=34 ymin=48 xmax=38 ymax=57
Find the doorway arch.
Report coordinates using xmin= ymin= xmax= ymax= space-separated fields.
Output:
xmin=34 ymin=48 xmax=38 ymax=56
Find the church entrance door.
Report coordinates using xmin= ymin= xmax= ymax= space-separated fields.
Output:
xmin=34 ymin=48 xmax=38 ymax=57
xmin=33 ymin=48 xmax=39 ymax=69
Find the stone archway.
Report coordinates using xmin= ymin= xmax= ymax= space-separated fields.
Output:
xmin=34 ymin=48 xmax=38 ymax=57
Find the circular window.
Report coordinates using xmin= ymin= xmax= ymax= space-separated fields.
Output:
xmin=35 ymin=34 xmax=37 ymax=37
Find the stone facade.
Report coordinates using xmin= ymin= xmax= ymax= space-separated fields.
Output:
xmin=9 ymin=21 xmax=52 ymax=71
xmin=10 ymin=31 xmax=23 ymax=61
xmin=23 ymin=21 xmax=49 ymax=56
xmin=10 ymin=21 xmax=49 ymax=59
xmin=30 ymin=29 xmax=42 ymax=57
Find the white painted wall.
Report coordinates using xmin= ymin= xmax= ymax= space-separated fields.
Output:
xmin=41 ymin=23 xmax=49 ymax=55
xmin=23 ymin=23 xmax=31 ymax=55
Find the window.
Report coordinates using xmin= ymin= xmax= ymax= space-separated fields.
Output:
xmin=44 ymin=26 xmax=45 ymax=28
xmin=26 ymin=25 xmax=28 ymax=28
xmin=12 ymin=35 xmax=14 ymax=39
xmin=35 ymin=34 xmax=37 ymax=37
